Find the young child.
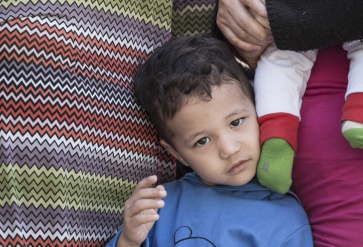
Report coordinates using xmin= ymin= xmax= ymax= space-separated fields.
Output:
xmin=107 ymin=33 xmax=313 ymax=247
xmin=250 ymin=2 xmax=363 ymax=194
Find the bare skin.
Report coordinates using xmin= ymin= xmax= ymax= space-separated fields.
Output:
xmin=118 ymin=82 xmax=260 ymax=246
xmin=117 ymin=175 xmax=167 ymax=247
xmin=217 ymin=0 xmax=272 ymax=69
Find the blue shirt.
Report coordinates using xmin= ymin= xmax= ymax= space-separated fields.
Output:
xmin=108 ymin=173 xmax=313 ymax=246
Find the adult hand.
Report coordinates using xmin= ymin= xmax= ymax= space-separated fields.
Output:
xmin=234 ymin=44 xmax=270 ymax=70
xmin=217 ymin=0 xmax=273 ymax=69
xmin=217 ymin=0 xmax=272 ymax=51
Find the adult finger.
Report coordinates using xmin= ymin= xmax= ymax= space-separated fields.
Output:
xmin=223 ymin=28 xmax=263 ymax=51
xmin=217 ymin=0 xmax=271 ymax=48
xmin=243 ymin=0 xmax=268 ymax=18
xmin=221 ymin=9 xmax=269 ymax=45
xmin=235 ymin=42 xmax=270 ymax=70
xmin=217 ymin=5 xmax=266 ymax=50
xmin=230 ymin=4 xmax=271 ymax=44
xmin=250 ymin=8 xmax=270 ymax=30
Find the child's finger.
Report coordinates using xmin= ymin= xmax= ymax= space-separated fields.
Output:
xmin=131 ymin=212 xmax=160 ymax=226
xmin=135 ymin=186 xmax=167 ymax=200
xmin=126 ymin=198 xmax=165 ymax=217
xmin=155 ymin=184 xmax=165 ymax=191
xmin=133 ymin=175 xmax=158 ymax=193
xmin=128 ymin=179 xmax=166 ymax=204
xmin=153 ymin=185 xmax=167 ymax=200
xmin=124 ymin=188 xmax=165 ymax=216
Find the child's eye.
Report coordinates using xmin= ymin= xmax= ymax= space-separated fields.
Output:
xmin=195 ymin=137 xmax=211 ymax=147
xmin=230 ymin=118 xmax=243 ymax=128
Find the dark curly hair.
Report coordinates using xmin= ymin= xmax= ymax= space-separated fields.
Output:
xmin=133 ymin=32 xmax=254 ymax=145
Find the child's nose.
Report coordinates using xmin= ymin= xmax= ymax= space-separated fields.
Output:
xmin=218 ymin=135 xmax=241 ymax=159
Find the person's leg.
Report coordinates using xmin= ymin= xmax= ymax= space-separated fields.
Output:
xmin=292 ymin=45 xmax=363 ymax=246
xmin=254 ymin=43 xmax=317 ymax=193
xmin=341 ymin=41 xmax=363 ymax=148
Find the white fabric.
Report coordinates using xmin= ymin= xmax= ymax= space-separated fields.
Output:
xmin=254 ymin=41 xmax=363 ymax=119
xmin=254 ymin=43 xmax=317 ymax=119
xmin=342 ymin=120 xmax=363 ymax=132
xmin=343 ymin=40 xmax=363 ymax=99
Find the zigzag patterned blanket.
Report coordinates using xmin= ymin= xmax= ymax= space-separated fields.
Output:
xmin=0 ymin=0 xmax=217 ymax=246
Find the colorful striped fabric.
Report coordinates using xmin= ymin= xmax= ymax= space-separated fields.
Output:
xmin=0 ymin=0 xmax=217 ymax=246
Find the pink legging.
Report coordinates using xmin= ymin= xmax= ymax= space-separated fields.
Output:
xmin=292 ymin=45 xmax=363 ymax=246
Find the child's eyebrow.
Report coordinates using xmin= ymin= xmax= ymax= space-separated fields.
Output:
xmin=224 ymin=108 xmax=249 ymax=120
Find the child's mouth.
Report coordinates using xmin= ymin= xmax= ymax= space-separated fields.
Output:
xmin=227 ymin=160 xmax=248 ymax=174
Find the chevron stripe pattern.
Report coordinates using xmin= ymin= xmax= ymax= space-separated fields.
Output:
xmin=0 ymin=0 xmax=216 ymax=246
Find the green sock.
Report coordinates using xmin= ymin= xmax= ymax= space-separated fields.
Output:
xmin=342 ymin=120 xmax=363 ymax=149
xmin=257 ymin=138 xmax=295 ymax=194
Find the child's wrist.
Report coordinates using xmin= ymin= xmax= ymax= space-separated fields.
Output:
xmin=117 ymin=232 xmax=140 ymax=247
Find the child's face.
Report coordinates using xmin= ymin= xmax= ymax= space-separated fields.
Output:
xmin=161 ymin=81 xmax=260 ymax=186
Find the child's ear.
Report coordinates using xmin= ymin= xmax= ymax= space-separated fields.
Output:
xmin=160 ymin=139 xmax=189 ymax=166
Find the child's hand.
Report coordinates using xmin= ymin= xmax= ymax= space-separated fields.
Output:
xmin=117 ymin=175 xmax=167 ymax=247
